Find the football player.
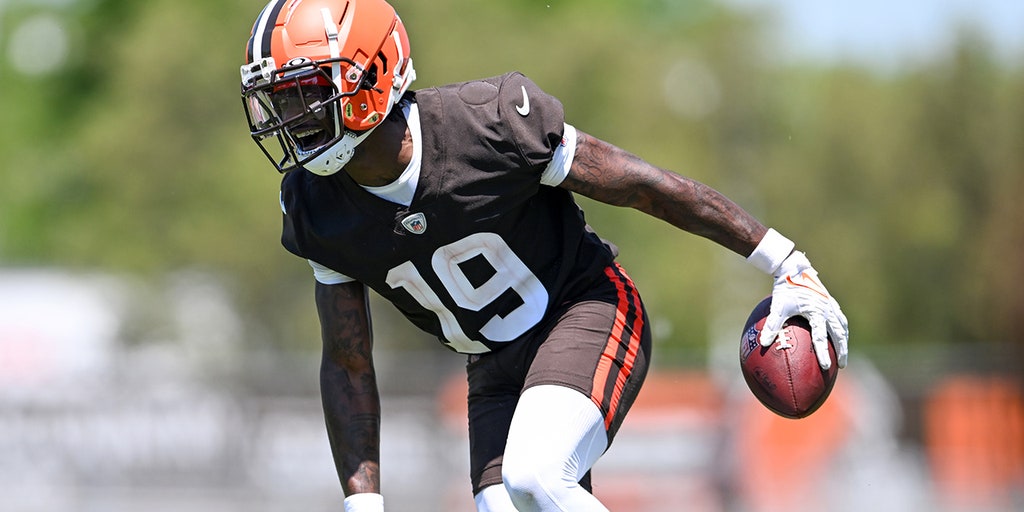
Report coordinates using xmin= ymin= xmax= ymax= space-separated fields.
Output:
xmin=239 ymin=0 xmax=850 ymax=511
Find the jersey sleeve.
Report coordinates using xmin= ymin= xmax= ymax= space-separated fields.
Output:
xmin=500 ymin=72 xmax=567 ymax=169
xmin=540 ymin=123 xmax=577 ymax=186
xmin=280 ymin=174 xmax=356 ymax=285
xmin=308 ymin=259 xmax=355 ymax=285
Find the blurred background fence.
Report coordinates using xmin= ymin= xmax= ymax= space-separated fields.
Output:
xmin=1 ymin=0 xmax=1023 ymax=510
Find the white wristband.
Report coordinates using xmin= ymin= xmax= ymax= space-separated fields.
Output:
xmin=344 ymin=493 xmax=384 ymax=512
xmin=746 ymin=228 xmax=796 ymax=274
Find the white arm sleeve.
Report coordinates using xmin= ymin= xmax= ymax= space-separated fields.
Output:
xmin=308 ymin=259 xmax=355 ymax=285
xmin=540 ymin=123 xmax=577 ymax=187
xmin=343 ymin=493 xmax=384 ymax=512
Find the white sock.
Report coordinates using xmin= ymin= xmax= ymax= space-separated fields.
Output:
xmin=475 ymin=483 xmax=518 ymax=512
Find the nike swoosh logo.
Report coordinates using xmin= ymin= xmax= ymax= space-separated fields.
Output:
xmin=785 ymin=272 xmax=830 ymax=299
xmin=515 ymin=85 xmax=530 ymax=116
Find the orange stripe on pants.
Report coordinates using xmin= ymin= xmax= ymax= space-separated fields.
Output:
xmin=591 ymin=263 xmax=645 ymax=429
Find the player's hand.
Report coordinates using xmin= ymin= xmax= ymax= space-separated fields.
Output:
xmin=760 ymin=251 xmax=849 ymax=370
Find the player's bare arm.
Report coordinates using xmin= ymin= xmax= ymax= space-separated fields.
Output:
xmin=315 ymin=281 xmax=382 ymax=496
xmin=561 ymin=130 xmax=767 ymax=257
xmin=560 ymin=130 xmax=849 ymax=368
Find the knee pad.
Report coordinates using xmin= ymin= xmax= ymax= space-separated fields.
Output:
xmin=500 ymin=386 xmax=609 ymax=510
xmin=501 ymin=461 xmax=564 ymax=510
xmin=501 ymin=462 xmax=596 ymax=512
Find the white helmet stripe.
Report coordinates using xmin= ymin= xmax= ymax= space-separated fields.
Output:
xmin=252 ymin=0 xmax=287 ymax=60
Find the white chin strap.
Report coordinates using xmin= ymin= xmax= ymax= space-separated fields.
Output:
xmin=301 ymin=6 xmax=368 ymax=177
xmin=301 ymin=8 xmax=415 ymax=177
xmin=302 ymin=128 xmax=376 ymax=176
xmin=299 ymin=4 xmax=352 ymax=178
xmin=301 ymin=58 xmax=416 ymax=177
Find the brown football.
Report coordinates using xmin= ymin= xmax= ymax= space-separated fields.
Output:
xmin=739 ymin=296 xmax=839 ymax=419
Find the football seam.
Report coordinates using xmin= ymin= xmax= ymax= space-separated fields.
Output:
xmin=783 ymin=343 xmax=799 ymax=414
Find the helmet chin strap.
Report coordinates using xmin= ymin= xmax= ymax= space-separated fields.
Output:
xmin=322 ymin=7 xmax=345 ymax=89
xmin=302 ymin=127 xmax=376 ymax=176
xmin=301 ymin=6 xmax=410 ymax=177
xmin=307 ymin=5 xmax=347 ymax=176
xmin=300 ymin=5 xmax=368 ymax=177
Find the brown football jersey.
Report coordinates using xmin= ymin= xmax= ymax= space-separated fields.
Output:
xmin=281 ymin=72 xmax=616 ymax=353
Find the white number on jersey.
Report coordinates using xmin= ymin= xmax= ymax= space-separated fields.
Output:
xmin=385 ymin=232 xmax=548 ymax=353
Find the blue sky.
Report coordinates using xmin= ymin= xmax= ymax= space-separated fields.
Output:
xmin=725 ymin=0 xmax=1024 ymax=67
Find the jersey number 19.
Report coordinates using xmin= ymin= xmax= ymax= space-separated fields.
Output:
xmin=385 ymin=232 xmax=548 ymax=353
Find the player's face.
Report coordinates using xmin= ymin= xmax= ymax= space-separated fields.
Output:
xmin=270 ymin=80 xmax=337 ymax=152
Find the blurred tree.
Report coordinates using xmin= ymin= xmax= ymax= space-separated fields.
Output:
xmin=0 ymin=0 xmax=1020 ymax=357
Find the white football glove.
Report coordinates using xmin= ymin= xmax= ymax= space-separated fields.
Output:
xmin=747 ymin=230 xmax=849 ymax=370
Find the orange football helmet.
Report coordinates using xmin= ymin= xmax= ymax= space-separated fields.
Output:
xmin=241 ymin=0 xmax=415 ymax=175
